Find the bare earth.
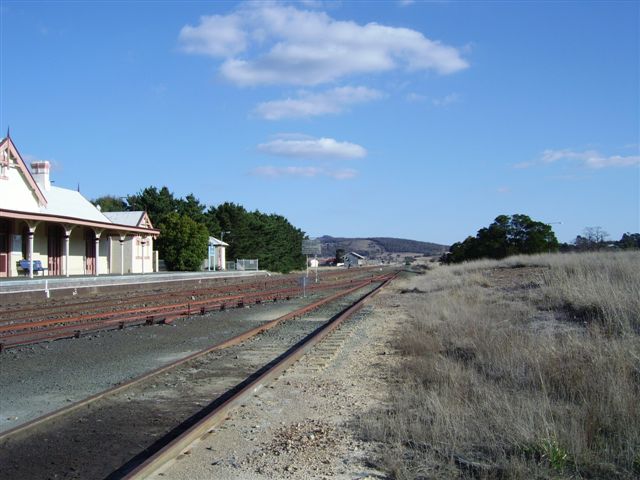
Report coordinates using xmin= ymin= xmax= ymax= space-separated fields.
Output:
xmin=152 ymin=277 xmax=409 ymax=480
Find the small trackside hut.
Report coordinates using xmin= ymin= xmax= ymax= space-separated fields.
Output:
xmin=344 ymin=251 xmax=365 ymax=268
xmin=0 ymin=134 xmax=159 ymax=278
xmin=204 ymin=236 xmax=228 ymax=271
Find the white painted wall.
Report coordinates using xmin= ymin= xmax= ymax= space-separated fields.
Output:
xmin=0 ymin=164 xmax=41 ymax=212
xmin=108 ymin=235 xmax=153 ymax=274
xmin=219 ymin=246 xmax=226 ymax=270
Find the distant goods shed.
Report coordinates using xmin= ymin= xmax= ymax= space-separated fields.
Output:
xmin=344 ymin=251 xmax=365 ymax=268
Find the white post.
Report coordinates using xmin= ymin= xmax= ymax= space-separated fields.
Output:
xmin=64 ymin=234 xmax=70 ymax=277
xmin=28 ymin=230 xmax=34 ymax=279
xmin=93 ymin=229 xmax=104 ymax=276
xmin=95 ymin=236 xmax=100 ymax=276
xmin=62 ymin=224 xmax=74 ymax=277
xmin=141 ymin=237 xmax=145 ymax=274
xmin=119 ymin=234 xmax=125 ymax=275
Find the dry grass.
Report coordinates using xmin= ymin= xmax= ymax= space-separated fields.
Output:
xmin=361 ymin=251 xmax=640 ymax=479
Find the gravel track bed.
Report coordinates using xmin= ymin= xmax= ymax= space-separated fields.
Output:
xmin=0 ymin=295 xmax=319 ymax=433
xmin=0 ymin=283 xmax=381 ymax=480
xmin=152 ymin=276 xmax=404 ymax=480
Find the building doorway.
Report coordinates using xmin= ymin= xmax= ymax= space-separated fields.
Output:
xmin=85 ymin=230 xmax=96 ymax=275
xmin=0 ymin=219 xmax=10 ymax=277
xmin=48 ymin=224 xmax=64 ymax=276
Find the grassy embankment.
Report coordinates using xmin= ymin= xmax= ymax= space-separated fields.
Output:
xmin=362 ymin=251 xmax=640 ymax=479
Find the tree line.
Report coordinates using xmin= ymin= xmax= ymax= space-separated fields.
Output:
xmin=441 ymin=214 xmax=639 ymax=264
xmin=442 ymin=214 xmax=559 ymax=263
xmin=93 ymin=188 xmax=306 ymax=273
xmin=561 ymin=228 xmax=640 ymax=252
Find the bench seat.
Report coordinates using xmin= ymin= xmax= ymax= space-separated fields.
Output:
xmin=18 ymin=260 xmax=48 ymax=276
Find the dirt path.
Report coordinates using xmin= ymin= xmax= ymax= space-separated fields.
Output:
xmin=152 ymin=276 xmax=409 ymax=480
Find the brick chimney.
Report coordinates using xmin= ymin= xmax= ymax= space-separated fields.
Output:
xmin=31 ymin=161 xmax=51 ymax=191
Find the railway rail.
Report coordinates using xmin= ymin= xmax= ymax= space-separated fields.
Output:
xmin=0 ymin=272 xmax=397 ymax=480
xmin=0 ymin=269 xmax=384 ymax=350
xmin=0 ymin=267 xmax=372 ymax=319
xmin=0 ymin=268 xmax=376 ymax=324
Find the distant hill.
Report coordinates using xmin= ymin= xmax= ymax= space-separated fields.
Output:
xmin=318 ymin=236 xmax=448 ymax=258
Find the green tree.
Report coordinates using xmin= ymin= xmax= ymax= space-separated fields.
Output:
xmin=177 ymin=193 xmax=207 ymax=225
xmin=619 ymin=232 xmax=640 ymax=249
xmin=205 ymin=203 xmax=305 ymax=273
xmin=126 ymin=186 xmax=178 ymax=226
xmin=443 ymin=214 xmax=558 ymax=263
xmin=203 ymin=206 xmax=222 ymax=239
xmin=92 ymin=195 xmax=127 ymax=212
xmin=157 ymin=212 xmax=209 ymax=271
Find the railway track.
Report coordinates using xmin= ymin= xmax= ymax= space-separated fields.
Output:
xmin=0 ymin=269 xmax=385 ymax=350
xmin=0 ymin=267 xmax=370 ymax=320
xmin=0 ymin=272 xmax=397 ymax=480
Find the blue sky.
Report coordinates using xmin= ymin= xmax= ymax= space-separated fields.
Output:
xmin=1 ymin=1 xmax=638 ymax=245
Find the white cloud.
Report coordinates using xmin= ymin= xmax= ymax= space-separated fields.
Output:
xmin=540 ymin=149 xmax=640 ymax=169
xmin=257 ymin=136 xmax=366 ymax=159
xmin=406 ymin=92 xmax=427 ymax=102
xmin=179 ymin=3 xmax=468 ymax=86
xmin=432 ymin=92 xmax=460 ymax=107
xmin=178 ymin=14 xmax=247 ymax=57
xmin=250 ymin=165 xmax=358 ymax=180
xmin=254 ymin=86 xmax=382 ymax=120
xmin=405 ymin=92 xmax=460 ymax=105
xmin=250 ymin=165 xmax=322 ymax=177
xmin=517 ymin=148 xmax=640 ymax=170
xmin=327 ymin=168 xmax=358 ymax=180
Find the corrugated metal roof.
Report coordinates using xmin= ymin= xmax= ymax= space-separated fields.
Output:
xmin=39 ymin=186 xmax=113 ymax=223
xmin=103 ymin=211 xmax=145 ymax=226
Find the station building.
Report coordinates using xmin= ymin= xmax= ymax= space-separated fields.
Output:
xmin=0 ymin=135 xmax=159 ymax=278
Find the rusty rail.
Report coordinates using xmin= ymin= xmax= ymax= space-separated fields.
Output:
xmin=0 ymin=270 xmax=379 ymax=328
xmin=0 ymin=267 xmax=379 ymax=321
xmin=120 ymin=272 xmax=398 ymax=479
xmin=0 ymin=274 xmax=390 ymax=350
xmin=0 ymin=276 xmax=393 ymax=443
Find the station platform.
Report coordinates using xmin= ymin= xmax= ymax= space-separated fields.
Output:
xmin=0 ymin=270 xmax=269 ymax=296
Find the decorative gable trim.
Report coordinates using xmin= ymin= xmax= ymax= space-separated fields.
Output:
xmin=0 ymin=137 xmax=47 ymax=206
xmin=139 ymin=211 xmax=154 ymax=229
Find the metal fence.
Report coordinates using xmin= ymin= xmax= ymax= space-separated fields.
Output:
xmin=236 ymin=259 xmax=259 ymax=271
xmin=225 ymin=261 xmax=236 ymax=271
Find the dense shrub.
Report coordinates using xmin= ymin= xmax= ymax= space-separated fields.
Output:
xmin=443 ymin=214 xmax=558 ymax=263
xmin=157 ymin=213 xmax=209 ymax=271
